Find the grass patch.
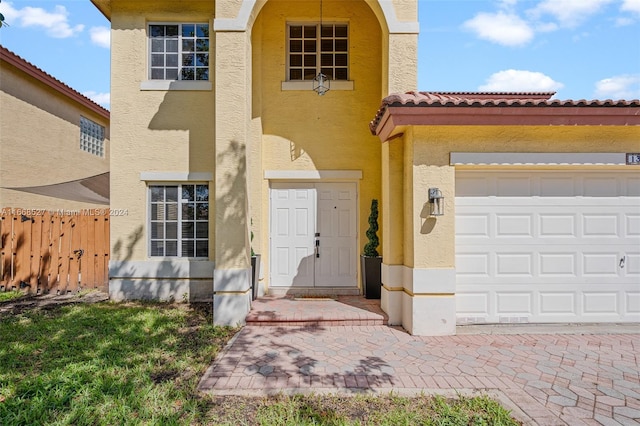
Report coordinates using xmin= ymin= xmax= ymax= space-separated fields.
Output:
xmin=0 ymin=302 xmax=521 ymax=425
xmin=0 ymin=290 xmax=24 ymax=303
xmin=207 ymin=393 xmax=520 ymax=425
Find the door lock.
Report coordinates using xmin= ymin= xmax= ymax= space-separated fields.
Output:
xmin=620 ymin=256 xmax=626 ymax=269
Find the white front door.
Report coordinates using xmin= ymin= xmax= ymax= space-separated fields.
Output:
xmin=270 ymin=182 xmax=357 ymax=288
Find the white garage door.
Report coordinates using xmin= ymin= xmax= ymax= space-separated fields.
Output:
xmin=456 ymin=170 xmax=640 ymax=324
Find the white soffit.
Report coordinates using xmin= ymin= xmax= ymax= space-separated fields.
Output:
xmin=451 ymin=153 xmax=629 ymax=166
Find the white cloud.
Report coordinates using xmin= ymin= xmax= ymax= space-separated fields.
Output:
xmin=90 ymin=26 xmax=110 ymax=48
xmin=621 ymin=0 xmax=640 ymax=14
xmin=594 ymin=74 xmax=640 ymax=99
xmin=0 ymin=2 xmax=83 ymax=38
xmin=527 ymin=0 xmax=615 ymax=28
xmin=479 ymin=69 xmax=564 ymax=92
xmin=615 ymin=17 xmax=635 ymax=26
xmin=462 ymin=11 xmax=534 ymax=47
xmin=83 ymin=91 xmax=111 ymax=109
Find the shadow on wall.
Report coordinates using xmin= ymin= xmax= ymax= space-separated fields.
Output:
xmin=420 ymin=203 xmax=436 ymax=234
xmin=147 ymin=89 xmax=215 ymax=171
xmin=110 ymin=225 xmax=213 ymax=303
xmin=215 ymin=139 xmax=250 ymax=268
xmin=112 ymin=225 xmax=143 ymax=263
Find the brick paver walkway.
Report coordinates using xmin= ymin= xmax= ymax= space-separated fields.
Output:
xmin=199 ymin=324 xmax=639 ymax=425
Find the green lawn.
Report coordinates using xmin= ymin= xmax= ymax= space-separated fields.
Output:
xmin=0 ymin=299 xmax=520 ymax=425
xmin=0 ymin=290 xmax=23 ymax=303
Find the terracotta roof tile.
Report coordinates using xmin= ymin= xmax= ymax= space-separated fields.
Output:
xmin=370 ymin=91 xmax=640 ymax=134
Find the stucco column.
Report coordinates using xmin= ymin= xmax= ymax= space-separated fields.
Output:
xmin=387 ymin=33 xmax=417 ymax=94
xmin=213 ymin=29 xmax=252 ymax=326
xmin=380 ymin=136 xmax=404 ymax=324
xmin=402 ymin=138 xmax=456 ymax=336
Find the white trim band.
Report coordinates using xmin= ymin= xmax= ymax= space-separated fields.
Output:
xmin=140 ymin=81 xmax=212 ymax=91
xmin=451 ymin=152 xmax=628 ymax=166
xmin=140 ymin=172 xmax=213 ymax=182
xmin=281 ymin=80 xmax=354 ymax=91
xmin=264 ymin=170 xmax=363 ymax=180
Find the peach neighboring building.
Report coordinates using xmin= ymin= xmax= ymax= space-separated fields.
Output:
xmin=0 ymin=45 xmax=110 ymax=211
xmin=92 ymin=0 xmax=639 ymax=335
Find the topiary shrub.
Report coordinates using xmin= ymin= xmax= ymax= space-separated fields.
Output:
xmin=363 ymin=199 xmax=380 ymax=257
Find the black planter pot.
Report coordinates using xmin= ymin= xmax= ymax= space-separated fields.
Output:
xmin=251 ymin=254 xmax=261 ymax=301
xmin=360 ymin=255 xmax=382 ymax=299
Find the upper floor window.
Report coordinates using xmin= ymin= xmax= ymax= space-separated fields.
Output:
xmin=149 ymin=23 xmax=209 ymax=81
xmin=80 ymin=116 xmax=105 ymax=157
xmin=287 ymin=23 xmax=348 ymax=81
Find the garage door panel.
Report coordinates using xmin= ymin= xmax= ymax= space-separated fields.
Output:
xmin=540 ymin=214 xmax=577 ymax=237
xmin=497 ymin=292 xmax=534 ymax=315
xmin=496 ymin=253 xmax=533 ymax=276
xmin=625 ymin=253 xmax=640 ymax=275
xmin=583 ymin=292 xmax=618 ymax=314
xmin=627 ymin=215 xmax=640 ymax=236
xmin=626 ymin=176 xmax=640 ymax=196
xmin=583 ymin=214 xmax=619 ymax=237
xmin=627 ymin=293 xmax=640 ymax=314
xmin=540 ymin=176 xmax=577 ymax=196
xmin=497 ymin=177 xmax=533 ymax=196
xmin=496 ymin=214 xmax=534 ymax=237
xmin=539 ymin=292 xmax=576 ymax=315
xmin=456 ymin=170 xmax=639 ymax=323
xmin=539 ymin=253 xmax=577 ymax=276
xmin=456 ymin=253 xmax=490 ymax=276
xmin=456 ymin=214 xmax=490 ymax=237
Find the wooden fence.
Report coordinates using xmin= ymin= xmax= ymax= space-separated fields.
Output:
xmin=0 ymin=209 xmax=109 ymax=294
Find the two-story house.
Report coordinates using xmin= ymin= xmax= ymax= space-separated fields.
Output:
xmin=92 ymin=0 xmax=417 ymax=327
xmin=93 ymin=0 xmax=639 ymax=335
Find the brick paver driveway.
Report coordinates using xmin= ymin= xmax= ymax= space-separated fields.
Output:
xmin=199 ymin=325 xmax=639 ymax=425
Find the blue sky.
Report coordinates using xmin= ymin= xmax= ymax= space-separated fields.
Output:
xmin=1 ymin=0 xmax=639 ymax=111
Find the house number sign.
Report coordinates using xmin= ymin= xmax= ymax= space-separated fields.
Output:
xmin=627 ymin=153 xmax=640 ymax=165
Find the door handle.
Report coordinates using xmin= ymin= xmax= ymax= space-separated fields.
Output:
xmin=315 ymin=238 xmax=320 ymax=258
xmin=620 ymin=256 xmax=625 ymax=269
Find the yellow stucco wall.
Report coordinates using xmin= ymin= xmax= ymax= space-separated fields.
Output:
xmin=407 ymin=125 xmax=640 ymax=269
xmin=106 ymin=0 xmax=419 ymax=282
xmin=0 ymin=58 xmax=109 ymax=210
xmin=108 ymin=0 xmax=215 ymax=261
xmin=252 ymin=0 xmax=385 ymax=284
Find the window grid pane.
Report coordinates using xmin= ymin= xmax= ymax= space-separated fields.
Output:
xmin=287 ymin=23 xmax=348 ymax=82
xmin=79 ymin=116 xmax=105 ymax=157
xmin=149 ymin=23 xmax=209 ymax=81
xmin=149 ymin=184 xmax=209 ymax=258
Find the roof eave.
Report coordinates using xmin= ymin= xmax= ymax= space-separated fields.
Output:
xmin=91 ymin=0 xmax=111 ymax=21
xmin=0 ymin=47 xmax=110 ymax=120
xmin=372 ymin=105 xmax=640 ymax=142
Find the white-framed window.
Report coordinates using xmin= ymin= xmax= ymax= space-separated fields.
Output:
xmin=287 ymin=23 xmax=348 ymax=81
xmin=149 ymin=184 xmax=209 ymax=258
xmin=149 ymin=23 xmax=209 ymax=81
xmin=79 ymin=116 xmax=105 ymax=157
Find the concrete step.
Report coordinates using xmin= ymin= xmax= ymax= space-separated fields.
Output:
xmin=245 ymin=295 xmax=388 ymax=327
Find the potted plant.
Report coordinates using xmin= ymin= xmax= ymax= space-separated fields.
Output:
xmin=361 ymin=199 xmax=382 ymax=299
xmin=250 ymin=219 xmax=261 ymax=301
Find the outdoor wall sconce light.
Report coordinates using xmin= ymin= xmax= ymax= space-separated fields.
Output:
xmin=428 ymin=188 xmax=445 ymax=216
xmin=313 ymin=72 xmax=330 ymax=96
